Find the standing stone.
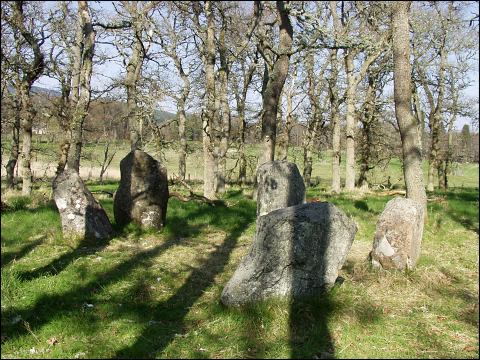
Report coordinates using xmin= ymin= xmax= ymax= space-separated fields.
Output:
xmin=53 ymin=169 xmax=113 ymax=240
xmin=256 ymin=161 xmax=305 ymax=217
xmin=221 ymin=202 xmax=357 ymax=306
xmin=370 ymin=197 xmax=424 ymax=270
xmin=114 ymin=150 xmax=169 ymax=229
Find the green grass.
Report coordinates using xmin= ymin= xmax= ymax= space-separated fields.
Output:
xmin=3 ymin=140 xmax=478 ymax=190
xmin=1 ymin=180 xmax=478 ymax=358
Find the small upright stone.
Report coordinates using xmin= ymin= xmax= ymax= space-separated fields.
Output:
xmin=114 ymin=150 xmax=169 ymax=229
xmin=53 ymin=169 xmax=113 ymax=240
xmin=221 ymin=202 xmax=357 ymax=306
xmin=256 ymin=161 xmax=305 ymax=217
xmin=370 ymin=197 xmax=424 ymax=270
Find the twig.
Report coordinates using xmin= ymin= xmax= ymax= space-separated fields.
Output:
xmin=169 ymin=174 xmax=225 ymax=206
xmin=22 ymin=320 xmax=41 ymax=344
xmin=91 ymin=190 xmax=114 ymax=197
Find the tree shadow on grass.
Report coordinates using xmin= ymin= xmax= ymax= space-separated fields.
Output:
xmin=17 ymin=235 xmax=112 ymax=281
xmin=290 ymin=294 xmax=336 ymax=359
xmin=113 ymin=200 xmax=256 ymax=358
xmin=442 ymin=188 xmax=479 ymax=234
xmin=1 ymin=236 xmax=45 ymax=268
xmin=1 ymin=198 xmax=256 ymax=358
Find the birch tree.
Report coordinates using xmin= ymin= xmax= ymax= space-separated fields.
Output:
xmin=329 ymin=1 xmax=390 ymax=191
xmin=2 ymin=1 xmax=47 ymax=195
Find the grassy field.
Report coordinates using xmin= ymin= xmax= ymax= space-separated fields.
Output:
xmin=1 ymin=173 xmax=478 ymax=358
xmin=2 ymin=140 xmax=478 ymax=189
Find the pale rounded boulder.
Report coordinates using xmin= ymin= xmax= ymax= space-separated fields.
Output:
xmin=53 ymin=169 xmax=114 ymax=240
xmin=370 ymin=197 xmax=425 ymax=270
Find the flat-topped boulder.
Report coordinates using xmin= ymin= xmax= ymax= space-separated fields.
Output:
xmin=256 ymin=161 xmax=305 ymax=217
xmin=114 ymin=150 xmax=169 ymax=229
xmin=370 ymin=197 xmax=424 ymax=270
xmin=53 ymin=169 xmax=113 ymax=240
xmin=221 ymin=202 xmax=357 ymax=306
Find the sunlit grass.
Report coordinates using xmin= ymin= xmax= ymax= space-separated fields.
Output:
xmin=1 ymin=180 xmax=478 ymax=358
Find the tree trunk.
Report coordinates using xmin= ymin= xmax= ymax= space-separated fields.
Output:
xmin=176 ymin=63 xmax=190 ymax=181
xmin=427 ymin=112 xmax=440 ymax=192
xmin=178 ymin=99 xmax=187 ymax=180
xmin=357 ymin=73 xmax=376 ymax=190
xmin=125 ymin=32 xmax=143 ymax=151
xmin=56 ymin=133 xmax=70 ymax=176
xmin=238 ymin=105 xmax=247 ymax=184
xmin=202 ymin=1 xmax=217 ymax=199
xmin=66 ymin=0 xmax=95 ymax=173
xmin=392 ymin=1 xmax=427 ymax=212
xmin=215 ymin=22 xmax=230 ymax=194
xmin=258 ymin=1 xmax=293 ymax=166
xmin=9 ymin=2 xmax=45 ymax=194
xmin=6 ymin=103 xmax=20 ymax=189
xmin=19 ymin=85 xmax=34 ymax=195
xmin=329 ymin=50 xmax=341 ymax=193
xmin=303 ymin=51 xmax=318 ymax=188
xmin=277 ymin=64 xmax=296 ymax=161
xmin=344 ymin=51 xmax=356 ymax=191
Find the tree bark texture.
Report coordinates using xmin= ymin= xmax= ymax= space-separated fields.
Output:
xmin=6 ymin=98 xmax=20 ymax=189
xmin=9 ymin=2 xmax=45 ymax=195
xmin=329 ymin=49 xmax=341 ymax=193
xmin=344 ymin=51 xmax=356 ymax=191
xmin=202 ymin=1 xmax=217 ymax=199
xmin=392 ymin=1 xmax=427 ymax=212
xmin=66 ymin=0 xmax=96 ymax=173
xmin=215 ymin=20 xmax=231 ymax=194
xmin=258 ymin=1 xmax=293 ymax=165
xmin=357 ymin=72 xmax=377 ymax=189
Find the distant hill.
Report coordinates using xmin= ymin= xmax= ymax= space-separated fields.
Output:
xmin=154 ymin=109 xmax=177 ymax=123
xmin=31 ymin=85 xmax=61 ymax=97
xmin=6 ymin=84 xmax=61 ymax=97
xmin=8 ymin=84 xmax=178 ymax=121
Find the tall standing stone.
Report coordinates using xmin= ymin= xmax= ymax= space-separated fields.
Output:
xmin=370 ymin=197 xmax=424 ymax=270
xmin=221 ymin=202 xmax=357 ymax=306
xmin=114 ymin=150 xmax=169 ymax=229
xmin=53 ymin=169 xmax=113 ymax=240
xmin=256 ymin=161 xmax=305 ymax=217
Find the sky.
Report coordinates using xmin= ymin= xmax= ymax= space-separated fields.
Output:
xmin=34 ymin=1 xmax=479 ymax=131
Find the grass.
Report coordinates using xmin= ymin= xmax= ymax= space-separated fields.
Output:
xmin=2 ymin=140 xmax=478 ymax=190
xmin=1 ymin=176 xmax=478 ymax=358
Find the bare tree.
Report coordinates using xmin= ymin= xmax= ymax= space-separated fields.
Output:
xmin=214 ymin=4 xmax=233 ymax=194
xmin=391 ymin=1 xmax=427 ymax=212
xmin=255 ymin=0 xmax=293 ymax=165
xmin=276 ymin=57 xmax=298 ymax=161
xmin=65 ymin=0 xmax=96 ymax=172
xmin=107 ymin=1 xmax=157 ymax=151
xmin=153 ymin=3 xmax=193 ymax=181
xmin=412 ymin=1 xmax=477 ymax=191
xmin=356 ymin=53 xmax=393 ymax=189
xmin=2 ymin=1 xmax=47 ymax=195
xmin=231 ymin=49 xmax=259 ymax=184
xmin=303 ymin=50 xmax=329 ymax=187
xmin=329 ymin=1 xmax=390 ymax=191
xmin=328 ymin=47 xmax=341 ymax=193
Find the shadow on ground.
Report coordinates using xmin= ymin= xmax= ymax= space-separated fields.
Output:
xmin=1 ymin=193 xmax=256 ymax=359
